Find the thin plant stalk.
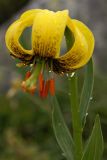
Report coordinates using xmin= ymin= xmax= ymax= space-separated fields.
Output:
xmin=69 ymin=74 xmax=83 ymax=160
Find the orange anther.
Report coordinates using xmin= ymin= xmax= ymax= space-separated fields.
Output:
xmin=44 ymin=80 xmax=49 ymax=97
xmin=39 ymin=80 xmax=45 ymax=97
xmin=39 ymin=72 xmax=44 ymax=91
xmin=29 ymin=85 xmax=36 ymax=95
xmin=25 ymin=71 xmax=31 ymax=80
xmin=21 ymin=81 xmax=26 ymax=92
xmin=21 ymin=80 xmax=36 ymax=95
xmin=49 ymin=79 xmax=55 ymax=96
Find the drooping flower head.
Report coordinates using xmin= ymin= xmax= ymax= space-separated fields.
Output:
xmin=5 ymin=9 xmax=95 ymax=97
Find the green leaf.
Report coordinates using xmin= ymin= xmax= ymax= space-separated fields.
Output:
xmin=79 ymin=58 xmax=94 ymax=125
xmin=65 ymin=26 xmax=75 ymax=50
xmin=82 ymin=115 xmax=104 ymax=160
xmin=52 ymin=96 xmax=74 ymax=160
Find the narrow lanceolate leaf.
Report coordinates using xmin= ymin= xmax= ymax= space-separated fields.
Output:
xmin=82 ymin=115 xmax=104 ymax=160
xmin=52 ymin=96 xmax=74 ymax=160
xmin=79 ymin=58 xmax=94 ymax=126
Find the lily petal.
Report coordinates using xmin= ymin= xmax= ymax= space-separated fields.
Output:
xmin=20 ymin=9 xmax=42 ymax=19
xmin=32 ymin=10 xmax=68 ymax=58
xmin=5 ymin=9 xmax=42 ymax=61
xmin=53 ymin=18 xmax=95 ymax=73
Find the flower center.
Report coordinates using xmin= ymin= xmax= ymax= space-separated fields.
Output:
xmin=21 ymin=58 xmax=55 ymax=98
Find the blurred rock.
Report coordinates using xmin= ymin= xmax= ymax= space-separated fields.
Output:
xmin=0 ymin=0 xmax=30 ymax=24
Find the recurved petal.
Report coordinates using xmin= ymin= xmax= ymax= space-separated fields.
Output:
xmin=53 ymin=18 xmax=95 ymax=73
xmin=20 ymin=9 xmax=42 ymax=19
xmin=5 ymin=12 xmax=36 ymax=61
xmin=32 ymin=10 xmax=68 ymax=58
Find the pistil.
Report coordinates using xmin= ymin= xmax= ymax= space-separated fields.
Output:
xmin=21 ymin=59 xmax=44 ymax=94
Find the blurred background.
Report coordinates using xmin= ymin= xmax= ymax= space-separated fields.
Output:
xmin=0 ymin=0 xmax=107 ymax=159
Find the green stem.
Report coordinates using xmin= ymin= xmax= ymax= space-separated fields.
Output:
xmin=65 ymin=26 xmax=83 ymax=160
xmin=69 ymin=73 xmax=83 ymax=160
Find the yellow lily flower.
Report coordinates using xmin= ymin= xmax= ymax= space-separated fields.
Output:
xmin=5 ymin=9 xmax=95 ymax=97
